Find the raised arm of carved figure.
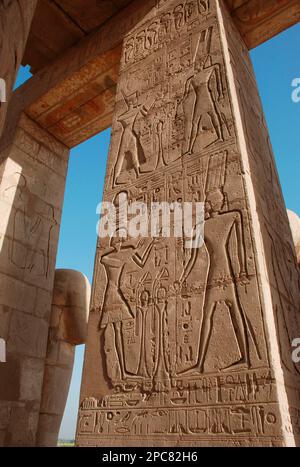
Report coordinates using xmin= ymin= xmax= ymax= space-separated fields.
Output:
xmin=210 ymin=63 xmax=224 ymax=101
xmin=183 ymin=76 xmax=194 ymax=101
xmin=180 ymin=244 xmax=198 ymax=285
xmin=100 ymin=246 xmax=116 ymax=260
xmin=233 ymin=212 xmax=247 ymax=277
xmin=132 ymin=238 xmax=155 ymax=268
xmin=179 ymin=227 xmax=206 ymax=284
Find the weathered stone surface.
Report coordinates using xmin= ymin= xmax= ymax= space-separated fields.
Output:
xmin=9 ymin=0 xmax=300 ymax=149
xmin=25 ymin=46 xmax=122 ymax=148
xmin=0 ymin=0 xmax=299 ymax=451
xmin=6 ymin=405 xmax=40 ymax=447
xmin=36 ymin=269 xmax=91 ymax=447
xmin=20 ymin=357 xmax=45 ymax=401
xmin=0 ymin=114 xmax=70 ymax=446
xmin=11 ymin=0 xmax=158 ymax=148
xmin=76 ymin=0 xmax=300 ymax=447
xmin=0 ymin=0 xmax=37 ymax=137
xmin=22 ymin=0 xmax=300 ymax=74
xmin=228 ymin=0 xmax=300 ymax=48
xmin=51 ymin=270 xmax=91 ymax=345
xmin=8 ymin=311 xmax=49 ymax=358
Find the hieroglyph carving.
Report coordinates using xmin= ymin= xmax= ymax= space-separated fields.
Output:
xmin=110 ymin=1 xmax=231 ymax=188
xmin=2 ymin=172 xmax=57 ymax=278
xmin=77 ymin=0 xmax=300 ymax=446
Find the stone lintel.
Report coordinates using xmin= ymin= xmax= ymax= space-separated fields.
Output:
xmin=7 ymin=0 xmax=300 ymax=149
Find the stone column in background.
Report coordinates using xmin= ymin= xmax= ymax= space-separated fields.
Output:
xmin=0 ymin=113 xmax=69 ymax=446
xmin=37 ymin=269 xmax=91 ymax=447
xmin=76 ymin=0 xmax=300 ymax=447
xmin=0 ymin=0 xmax=38 ymax=137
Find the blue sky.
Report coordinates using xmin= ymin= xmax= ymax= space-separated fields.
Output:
xmin=56 ymin=131 xmax=111 ymax=440
xmin=15 ymin=22 xmax=300 ymax=439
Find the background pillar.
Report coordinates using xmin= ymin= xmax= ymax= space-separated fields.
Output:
xmin=0 ymin=113 xmax=69 ymax=446
xmin=0 ymin=0 xmax=38 ymax=137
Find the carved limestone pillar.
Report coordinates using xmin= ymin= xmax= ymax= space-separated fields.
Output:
xmin=0 ymin=113 xmax=69 ymax=446
xmin=36 ymin=269 xmax=91 ymax=447
xmin=0 ymin=0 xmax=38 ymax=137
xmin=77 ymin=0 xmax=300 ymax=447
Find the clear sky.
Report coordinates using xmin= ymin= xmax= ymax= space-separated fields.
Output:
xmin=15 ymin=21 xmax=300 ymax=440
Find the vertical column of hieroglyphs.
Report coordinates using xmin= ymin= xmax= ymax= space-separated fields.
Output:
xmin=77 ymin=0 xmax=299 ymax=446
xmin=0 ymin=0 xmax=38 ymax=137
xmin=0 ymin=114 xmax=69 ymax=446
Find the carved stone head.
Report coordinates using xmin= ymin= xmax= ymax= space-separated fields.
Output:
xmin=50 ymin=270 xmax=91 ymax=346
xmin=205 ymin=189 xmax=225 ymax=217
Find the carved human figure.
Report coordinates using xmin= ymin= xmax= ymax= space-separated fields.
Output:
xmin=153 ymin=285 xmax=170 ymax=388
xmin=179 ymin=226 xmax=209 ymax=287
xmin=183 ymin=189 xmax=257 ymax=374
xmin=4 ymin=173 xmax=57 ymax=277
xmin=113 ymin=92 xmax=145 ymax=185
xmin=182 ymin=55 xmax=224 ymax=155
xmin=266 ymin=221 xmax=300 ymax=376
xmin=113 ymin=92 xmax=157 ymax=186
xmin=99 ymin=232 xmax=156 ymax=381
xmin=37 ymin=270 xmax=91 ymax=447
xmin=155 ymin=120 xmax=167 ymax=169
xmin=136 ymin=290 xmax=151 ymax=378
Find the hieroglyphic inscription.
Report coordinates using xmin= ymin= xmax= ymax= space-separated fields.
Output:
xmin=77 ymin=0 xmax=300 ymax=447
xmin=78 ymin=369 xmax=282 ymax=444
xmin=223 ymin=0 xmax=300 ymax=388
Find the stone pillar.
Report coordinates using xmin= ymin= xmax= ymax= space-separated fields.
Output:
xmin=0 ymin=0 xmax=38 ymax=137
xmin=37 ymin=269 xmax=91 ymax=447
xmin=0 ymin=114 xmax=69 ymax=446
xmin=76 ymin=0 xmax=300 ymax=447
